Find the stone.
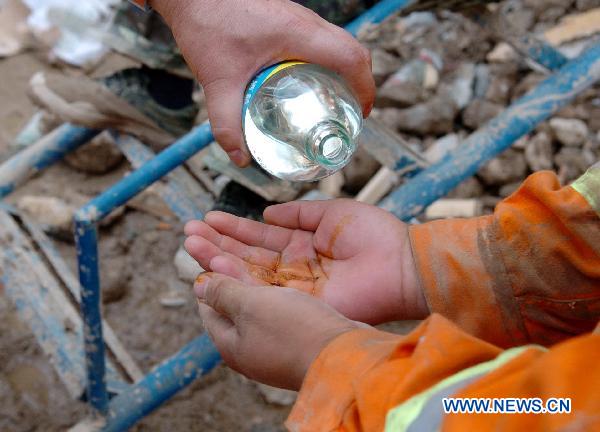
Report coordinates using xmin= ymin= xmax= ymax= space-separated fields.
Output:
xmin=555 ymin=147 xmax=596 ymax=182
xmin=447 ymin=177 xmax=484 ymax=199
xmin=16 ymin=195 xmax=75 ymax=235
xmin=478 ymin=149 xmax=528 ymax=186
xmin=576 ymin=0 xmax=599 ymax=11
xmin=174 ymin=245 xmax=204 ymax=284
xmin=376 ymin=82 xmax=424 ymax=108
xmin=256 ymin=383 xmax=297 ymax=406
xmin=499 ymin=182 xmax=523 ymax=198
xmin=525 ymin=132 xmax=554 ymax=171
xmin=448 ymin=63 xmax=475 ymax=110
xmin=485 ymin=76 xmax=512 ymax=105
xmin=486 ymin=42 xmax=519 ymax=63
xmin=371 ymin=48 xmax=402 ymax=86
xmin=549 ymin=118 xmax=589 ymax=147
xmin=64 ymin=131 xmax=124 ymax=174
xmin=100 ymin=256 xmax=130 ymax=303
xmin=462 ymin=99 xmax=504 ymax=130
xmin=473 ymin=64 xmax=491 ymax=99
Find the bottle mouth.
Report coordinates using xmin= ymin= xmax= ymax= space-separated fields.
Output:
xmin=306 ymin=121 xmax=355 ymax=169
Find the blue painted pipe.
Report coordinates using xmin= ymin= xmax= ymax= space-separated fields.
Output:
xmin=74 ymin=222 xmax=109 ymax=413
xmin=75 ymin=123 xmax=213 ymax=225
xmin=514 ymin=34 xmax=568 ymax=71
xmin=380 ymin=42 xmax=600 ymax=220
xmin=101 ymin=334 xmax=221 ymax=432
xmin=0 ymin=124 xmax=99 ymax=198
xmin=74 ymin=122 xmax=214 ymax=414
xmin=345 ymin=0 xmax=414 ymax=36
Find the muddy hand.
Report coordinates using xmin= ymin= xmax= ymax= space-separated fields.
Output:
xmin=185 ymin=199 xmax=428 ymax=324
xmin=195 ymin=273 xmax=360 ymax=390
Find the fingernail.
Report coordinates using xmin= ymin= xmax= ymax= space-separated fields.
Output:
xmin=194 ymin=275 xmax=209 ymax=298
xmin=227 ymin=149 xmax=249 ymax=167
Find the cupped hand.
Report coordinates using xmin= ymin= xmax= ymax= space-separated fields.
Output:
xmin=195 ymin=273 xmax=362 ymax=390
xmin=185 ymin=199 xmax=428 ymax=324
xmin=152 ymin=0 xmax=375 ymax=166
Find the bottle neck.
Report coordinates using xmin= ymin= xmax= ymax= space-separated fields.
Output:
xmin=305 ymin=121 xmax=355 ymax=170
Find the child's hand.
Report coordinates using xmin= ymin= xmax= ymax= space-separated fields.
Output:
xmin=195 ymin=273 xmax=361 ymax=390
xmin=185 ymin=199 xmax=428 ymax=324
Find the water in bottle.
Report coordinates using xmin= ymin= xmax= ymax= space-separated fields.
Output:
xmin=242 ymin=62 xmax=363 ymax=182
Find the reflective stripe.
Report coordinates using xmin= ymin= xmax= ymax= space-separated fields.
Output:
xmin=384 ymin=345 xmax=546 ymax=432
xmin=572 ymin=162 xmax=600 ymax=217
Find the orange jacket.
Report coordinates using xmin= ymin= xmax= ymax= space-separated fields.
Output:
xmin=287 ymin=165 xmax=600 ymax=431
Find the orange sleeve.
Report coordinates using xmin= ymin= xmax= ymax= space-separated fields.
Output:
xmin=409 ymin=170 xmax=600 ymax=348
xmin=286 ymin=314 xmax=600 ymax=432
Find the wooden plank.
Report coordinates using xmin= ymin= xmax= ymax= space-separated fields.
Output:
xmin=359 ymin=118 xmax=429 ymax=175
xmin=19 ymin=214 xmax=144 ymax=383
xmin=197 ymin=143 xmax=301 ymax=202
xmin=544 ymin=8 xmax=600 ymax=46
xmin=0 ymin=209 xmax=130 ymax=397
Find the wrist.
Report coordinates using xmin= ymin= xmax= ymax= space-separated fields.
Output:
xmin=400 ymin=223 xmax=429 ymax=320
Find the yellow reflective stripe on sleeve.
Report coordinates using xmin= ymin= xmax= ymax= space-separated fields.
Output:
xmin=384 ymin=345 xmax=546 ymax=432
xmin=572 ymin=162 xmax=600 ymax=217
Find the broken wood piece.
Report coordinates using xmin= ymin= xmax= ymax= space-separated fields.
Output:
xmin=425 ymin=198 xmax=482 ymax=220
xmin=355 ymin=166 xmax=397 ymax=205
xmin=318 ymin=171 xmax=345 ymax=198
xmin=544 ymin=8 xmax=600 ymax=46
xmin=199 ymin=143 xmax=301 ymax=202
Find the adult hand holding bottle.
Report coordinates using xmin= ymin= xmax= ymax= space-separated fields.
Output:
xmin=151 ymin=0 xmax=375 ymax=166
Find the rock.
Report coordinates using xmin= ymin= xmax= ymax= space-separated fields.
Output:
xmin=100 ymin=256 xmax=130 ymax=303
xmin=486 ymin=42 xmax=519 ymax=63
xmin=424 ymin=133 xmax=460 ymax=164
xmin=525 ymin=132 xmax=554 ymax=171
xmin=392 ymin=94 xmax=458 ymax=135
xmin=159 ymin=281 xmax=189 ymax=308
xmin=447 ymin=177 xmax=484 ymax=199
xmin=371 ymin=48 xmax=402 ymax=85
xmin=555 ymin=147 xmax=596 ymax=182
xmin=549 ymin=118 xmax=589 ymax=147
xmin=473 ymin=64 xmax=490 ymax=99
xmin=462 ymin=99 xmax=504 ymax=130
xmin=485 ymin=76 xmax=512 ymax=105
xmin=16 ymin=195 xmax=75 ymax=235
xmin=448 ymin=63 xmax=475 ymax=110
xmin=478 ymin=149 xmax=528 ymax=186
xmin=376 ymin=82 xmax=424 ymax=108
xmin=342 ymin=147 xmax=380 ymax=194
xmin=256 ymin=383 xmax=297 ymax=406
xmin=64 ymin=131 xmax=124 ymax=174
xmin=174 ymin=246 xmax=203 ymax=284
xmin=499 ymin=182 xmax=522 ymax=198
xmin=576 ymin=0 xmax=599 ymax=11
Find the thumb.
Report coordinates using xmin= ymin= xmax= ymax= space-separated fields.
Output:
xmin=203 ymin=78 xmax=251 ymax=167
xmin=194 ymin=273 xmax=247 ymax=322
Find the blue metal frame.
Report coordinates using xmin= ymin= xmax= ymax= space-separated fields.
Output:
xmin=345 ymin=0 xmax=413 ymax=36
xmin=0 ymin=124 xmax=99 ymax=198
xmin=379 ymin=42 xmax=600 ymax=220
xmin=73 ymin=123 xmax=214 ymax=414
xmin=102 ymin=334 xmax=220 ymax=432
